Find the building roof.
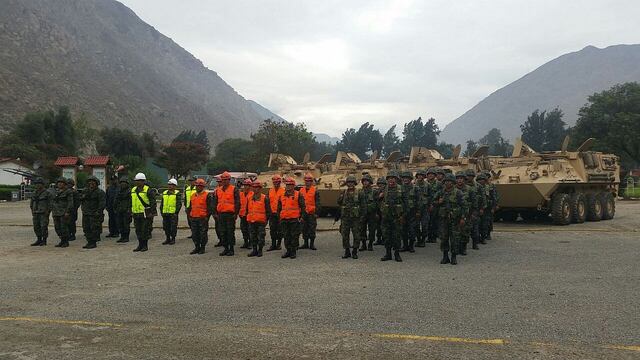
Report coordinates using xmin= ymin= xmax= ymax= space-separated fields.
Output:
xmin=54 ymin=156 xmax=80 ymax=166
xmin=84 ymin=155 xmax=110 ymax=166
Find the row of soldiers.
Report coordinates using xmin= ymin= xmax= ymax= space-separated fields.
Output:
xmin=337 ymin=167 xmax=498 ymax=264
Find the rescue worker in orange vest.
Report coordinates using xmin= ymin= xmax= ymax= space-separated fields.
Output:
xmin=213 ymin=179 xmax=223 ymax=247
xmin=188 ymin=178 xmax=212 ymax=254
xmin=266 ymin=175 xmax=285 ymax=251
xmin=277 ymin=177 xmax=305 ymax=259
xmin=184 ymin=175 xmax=197 ymax=239
xmin=212 ymin=171 xmax=240 ymax=256
xmin=239 ymin=178 xmax=253 ymax=249
xmin=299 ymin=173 xmax=320 ymax=250
xmin=247 ymin=180 xmax=271 ymax=257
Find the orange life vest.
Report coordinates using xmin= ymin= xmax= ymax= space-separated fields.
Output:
xmin=269 ymin=186 xmax=285 ymax=213
xmin=190 ymin=191 xmax=209 ymax=218
xmin=216 ymin=185 xmax=236 ymax=213
xmin=247 ymin=194 xmax=267 ymax=223
xmin=280 ymin=191 xmax=301 ymax=220
xmin=299 ymin=186 xmax=316 ymax=214
xmin=239 ymin=191 xmax=253 ymax=217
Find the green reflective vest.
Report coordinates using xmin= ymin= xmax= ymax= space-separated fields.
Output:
xmin=162 ymin=190 xmax=179 ymax=214
xmin=131 ymin=185 xmax=150 ymax=214
xmin=185 ymin=185 xmax=196 ymax=207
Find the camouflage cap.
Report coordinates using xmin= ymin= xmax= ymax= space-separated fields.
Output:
xmin=119 ymin=177 xmax=130 ymax=184
xmin=361 ymin=174 xmax=373 ymax=183
xmin=376 ymin=177 xmax=387 ymax=184
xmin=455 ymin=171 xmax=466 ymax=178
xmin=443 ymin=173 xmax=456 ymax=183
xmin=66 ymin=178 xmax=75 ymax=185
xmin=386 ymin=170 xmax=399 ymax=179
xmin=346 ymin=175 xmax=357 ymax=183
xmin=401 ymin=171 xmax=413 ymax=178
xmin=435 ymin=167 xmax=445 ymax=175
xmin=426 ymin=167 xmax=436 ymax=175
xmin=465 ymin=169 xmax=476 ymax=177
xmin=56 ymin=177 xmax=67 ymax=184
xmin=476 ymin=173 xmax=487 ymax=180
xmin=415 ymin=169 xmax=427 ymax=176
xmin=87 ymin=175 xmax=100 ymax=185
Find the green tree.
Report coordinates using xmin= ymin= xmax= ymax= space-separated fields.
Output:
xmin=156 ymin=142 xmax=209 ymax=179
xmin=208 ymin=138 xmax=259 ymax=173
xmin=400 ymin=117 xmax=440 ymax=153
xmin=464 ymin=140 xmax=479 ymax=157
xmin=382 ymin=125 xmax=401 ymax=157
xmin=436 ymin=142 xmax=455 ymax=159
xmin=73 ymin=113 xmax=98 ymax=154
xmin=479 ymin=128 xmax=513 ymax=156
xmin=520 ymin=108 xmax=568 ymax=152
xmin=97 ymin=128 xmax=145 ymax=158
xmin=251 ymin=120 xmax=316 ymax=164
xmin=173 ymin=129 xmax=211 ymax=153
xmin=573 ymin=82 xmax=640 ymax=168
xmin=336 ymin=122 xmax=382 ymax=160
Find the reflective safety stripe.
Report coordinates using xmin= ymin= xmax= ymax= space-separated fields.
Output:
xmin=131 ymin=185 xmax=149 ymax=214
xmin=247 ymin=194 xmax=267 ymax=223
xmin=280 ymin=191 xmax=301 ymax=220
xmin=300 ymin=186 xmax=316 ymax=214
xmin=162 ymin=190 xmax=179 ymax=214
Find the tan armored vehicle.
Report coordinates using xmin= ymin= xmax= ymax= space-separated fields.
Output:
xmin=489 ymin=137 xmax=620 ymax=225
xmin=389 ymin=145 xmax=487 ymax=175
xmin=255 ymin=153 xmax=322 ymax=192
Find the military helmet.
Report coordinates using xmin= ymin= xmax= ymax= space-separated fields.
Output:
xmin=376 ymin=177 xmax=387 ymax=185
xmin=443 ymin=173 xmax=456 ymax=183
xmin=87 ymin=175 xmax=100 ymax=185
xmin=426 ymin=167 xmax=436 ymax=175
xmin=465 ymin=169 xmax=476 ymax=177
xmin=66 ymin=178 xmax=75 ymax=186
xmin=415 ymin=169 xmax=427 ymax=176
xmin=401 ymin=171 xmax=413 ymax=179
xmin=188 ymin=175 xmax=196 ymax=181
xmin=455 ymin=171 xmax=466 ymax=178
xmin=361 ymin=174 xmax=373 ymax=183
xmin=56 ymin=177 xmax=67 ymax=184
xmin=345 ymin=175 xmax=357 ymax=184
xmin=435 ymin=167 xmax=445 ymax=175
xmin=386 ymin=170 xmax=399 ymax=179
xmin=476 ymin=173 xmax=487 ymax=180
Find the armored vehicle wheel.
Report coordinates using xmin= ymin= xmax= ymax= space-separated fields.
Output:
xmin=586 ymin=193 xmax=603 ymax=221
xmin=601 ymin=192 xmax=615 ymax=220
xmin=498 ymin=211 xmax=518 ymax=222
xmin=551 ymin=193 xmax=571 ymax=225
xmin=570 ymin=192 xmax=587 ymax=224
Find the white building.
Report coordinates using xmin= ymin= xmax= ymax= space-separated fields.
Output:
xmin=0 ymin=158 xmax=34 ymax=185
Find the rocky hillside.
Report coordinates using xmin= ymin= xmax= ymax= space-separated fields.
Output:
xmin=0 ymin=0 xmax=280 ymax=145
xmin=440 ymin=44 xmax=640 ymax=145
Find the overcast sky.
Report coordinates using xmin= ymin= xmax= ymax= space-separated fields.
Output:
xmin=120 ymin=0 xmax=640 ymax=137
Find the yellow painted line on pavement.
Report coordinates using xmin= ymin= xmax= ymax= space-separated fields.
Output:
xmin=372 ymin=333 xmax=506 ymax=345
xmin=604 ymin=345 xmax=640 ymax=352
xmin=0 ymin=316 xmax=123 ymax=328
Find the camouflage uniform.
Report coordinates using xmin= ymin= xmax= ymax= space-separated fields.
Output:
xmin=435 ymin=174 xmax=467 ymax=265
xmin=465 ymin=169 xmax=486 ymax=250
xmin=248 ymin=194 xmax=271 ymax=254
xmin=277 ymin=189 xmax=305 ymax=258
xmin=414 ymin=170 xmax=431 ymax=247
xmin=380 ymin=171 xmax=405 ymax=262
xmin=211 ymin=184 xmax=241 ymax=255
xmin=484 ymin=173 xmax=499 ymax=240
xmin=80 ymin=177 xmax=106 ymax=248
xmin=373 ymin=177 xmax=386 ymax=245
xmin=455 ymin=171 xmax=472 ymax=255
xmin=114 ymin=178 xmax=132 ymax=242
xmin=477 ymin=173 xmax=492 ymax=243
xmin=426 ymin=168 xmax=441 ymax=243
xmin=67 ymin=179 xmax=80 ymax=241
xmin=52 ymin=178 xmax=74 ymax=247
xmin=358 ymin=175 xmax=378 ymax=251
xmin=400 ymin=171 xmax=418 ymax=252
xmin=338 ymin=179 xmax=361 ymax=258
xmin=29 ymin=179 xmax=51 ymax=246
xmin=300 ymin=185 xmax=320 ymax=250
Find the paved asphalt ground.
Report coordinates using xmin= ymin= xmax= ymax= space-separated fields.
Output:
xmin=0 ymin=201 xmax=638 ymax=359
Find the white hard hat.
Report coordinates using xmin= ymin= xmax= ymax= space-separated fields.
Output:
xmin=167 ymin=178 xmax=178 ymax=186
xmin=134 ymin=172 xmax=146 ymax=181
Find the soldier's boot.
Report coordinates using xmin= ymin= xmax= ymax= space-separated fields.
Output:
xmin=480 ymin=237 xmax=487 ymax=245
xmin=380 ymin=247 xmax=393 ymax=261
xmin=275 ymin=239 xmax=282 ymax=250
xmin=487 ymin=233 xmax=492 ymax=240
xmin=40 ymin=236 xmax=47 ymax=246
xmin=450 ymin=252 xmax=457 ymax=265
xmin=367 ymin=241 xmax=373 ymax=251
xmin=133 ymin=241 xmax=143 ymax=252
xmin=240 ymin=240 xmax=250 ymax=249
xmin=257 ymin=245 xmax=264 ymax=257
xmin=408 ymin=239 xmax=416 ymax=253
xmin=214 ymin=241 xmax=223 ymax=247
xmin=139 ymin=240 xmax=148 ymax=252
xmin=225 ymin=246 xmax=235 ymax=256
xmin=352 ymin=248 xmax=358 ymax=259
xmin=281 ymin=250 xmax=291 ymax=258
xmin=162 ymin=236 xmax=171 ymax=245
xmin=289 ymin=249 xmax=297 ymax=259
xmin=300 ymin=239 xmax=309 ymax=249
xmin=440 ymin=251 xmax=450 ymax=264
xmin=399 ymin=238 xmax=408 ymax=252
xmin=190 ymin=246 xmax=200 ymax=255
xmin=117 ymin=236 xmax=129 ymax=243
xmin=219 ymin=245 xmax=229 ymax=256
xmin=309 ymin=239 xmax=317 ymax=250
xmin=69 ymin=234 xmax=76 ymax=241
xmin=359 ymin=241 xmax=367 ymax=251
xmin=31 ymin=237 xmax=42 ymax=246
xmin=460 ymin=243 xmax=467 ymax=256
xmin=266 ymin=239 xmax=277 ymax=251
xmin=342 ymin=248 xmax=351 ymax=259
xmin=416 ymin=235 xmax=426 ymax=247
xmin=472 ymin=238 xmax=480 ymax=250
xmin=169 ymin=237 xmax=176 ymax=245
xmin=82 ymin=242 xmax=97 ymax=249
xmin=248 ymin=245 xmax=258 ymax=257
xmin=394 ymin=250 xmax=403 ymax=262
xmin=198 ymin=245 xmax=206 ymax=254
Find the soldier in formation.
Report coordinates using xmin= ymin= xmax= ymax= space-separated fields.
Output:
xmin=239 ymin=178 xmax=253 ymax=249
xmin=358 ymin=174 xmax=377 ymax=252
xmin=299 ymin=173 xmax=319 ymax=250
xmin=67 ymin=178 xmax=80 ymax=241
xmin=30 ymin=178 xmax=51 ymax=246
xmin=80 ymin=176 xmax=106 ymax=249
xmin=477 ymin=173 xmax=492 ymax=243
xmin=373 ymin=177 xmax=386 ymax=246
xmin=413 ymin=169 xmax=431 ymax=247
xmin=465 ymin=169 xmax=485 ymax=250
xmin=400 ymin=171 xmax=418 ymax=253
xmin=212 ymin=171 xmax=240 ymax=256
xmin=160 ymin=178 xmax=182 ymax=245
xmin=105 ymin=176 xmax=120 ymax=238
xmin=131 ymin=172 xmax=156 ymax=252
xmin=114 ymin=177 xmax=132 ymax=243
xmin=455 ymin=171 xmax=472 ymax=256
xmin=426 ymin=168 xmax=441 ymax=243
xmin=434 ymin=173 xmax=466 ymax=265
xmin=184 ymin=175 xmax=197 ymax=239
xmin=52 ymin=177 xmax=74 ymax=248
xmin=188 ymin=178 xmax=210 ymax=254
xmin=278 ymin=177 xmax=305 ymax=259
xmin=246 ymin=180 xmax=271 ymax=257
xmin=267 ymin=175 xmax=285 ymax=251
xmin=379 ymin=171 xmax=404 ymax=262
xmin=338 ymin=175 xmax=361 ymax=259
